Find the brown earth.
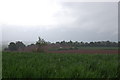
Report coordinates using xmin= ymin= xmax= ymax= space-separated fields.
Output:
xmin=46 ymin=49 xmax=118 ymax=54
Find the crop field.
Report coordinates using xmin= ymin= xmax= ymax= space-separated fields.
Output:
xmin=52 ymin=47 xmax=118 ymax=50
xmin=47 ymin=47 xmax=118 ymax=54
xmin=2 ymin=52 xmax=118 ymax=78
xmin=47 ymin=49 xmax=118 ymax=54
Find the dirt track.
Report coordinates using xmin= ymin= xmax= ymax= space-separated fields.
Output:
xmin=47 ymin=49 xmax=118 ymax=54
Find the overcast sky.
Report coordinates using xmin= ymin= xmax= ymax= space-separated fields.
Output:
xmin=0 ymin=0 xmax=118 ymax=44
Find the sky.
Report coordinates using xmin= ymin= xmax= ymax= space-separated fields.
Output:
xmin=0 ymin=0 xmax=118 ymax=44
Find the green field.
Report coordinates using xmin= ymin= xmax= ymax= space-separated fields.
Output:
xmin=49 ymin=47 xmax=118 ymax=51
xmin=2 ymin=52 xmax=118 ymax=78
xmin=77 ymin=47 xmax=118 ymax=50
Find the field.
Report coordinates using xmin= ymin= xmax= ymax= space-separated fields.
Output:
xmin=47 ymin=47 xmax=118 ymax=54
xmin=2 ymin=51 xmax=118 ymax=78
xmin=47 ymin=49 xmax=118 ymax=54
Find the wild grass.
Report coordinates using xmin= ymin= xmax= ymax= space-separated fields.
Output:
xmin=2 ymin=52 xmax=118 ymax=78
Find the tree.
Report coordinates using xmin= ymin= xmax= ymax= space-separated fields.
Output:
xmin=68 ymin=40 xmax=73 ymax=46
xmin=74 ymin=41 xmax=79 ymax=47
xmin=60 ymin=40 xmax=66 ymax=46
xmin=8 ymin=42 xmax=17 ymax=51
xmin=36 ymin=37 xmax=47 ymax=52
xmin=80 ymin=41 xmax=84 ymax=47
xmin=90 ymin=42 xmax=94 ymax=47
xmin=16 ymin=41 xmax=26 ymax=50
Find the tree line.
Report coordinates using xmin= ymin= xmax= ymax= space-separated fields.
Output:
xmin=55 ymin=40 xmax=118 ymax=47
xmin=4 ymin=37 xmax=119 ymax=52
xmin=4 ymin=37 xmax=47 ymax=52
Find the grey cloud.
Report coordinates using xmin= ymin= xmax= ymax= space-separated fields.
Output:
xmin=2 ymin=2 xmax=118 ymax=43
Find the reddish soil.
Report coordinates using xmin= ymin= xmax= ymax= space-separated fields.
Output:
xmin=47 ymin=49 xmax=118 ymax=54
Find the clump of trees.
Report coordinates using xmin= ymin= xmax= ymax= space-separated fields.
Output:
xmin=6 ymin=41 xmax=26 ymax=51
xmin=4 ymin=37 xmax=48 ymax=52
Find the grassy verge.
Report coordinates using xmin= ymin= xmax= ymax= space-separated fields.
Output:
xmin=2 ymin=52 xmax=118 ymax=78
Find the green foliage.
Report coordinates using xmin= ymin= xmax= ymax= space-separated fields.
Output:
xmin=36 ymin=37 xmax=47 ymax=52
xmin=36 ymin=37 xmax=47 ymax=46
xmin=7 ymin=41 xmax=26 ymax=51
xmin=56 ymin=41 xmax=118 ymax=47
xmin=8 ymin=42 xmax=17 ymax=51
xmin=16 ymin=41 xmax=26 ymax=49
xmin=3 ymin=52 xmax=118 ymax=78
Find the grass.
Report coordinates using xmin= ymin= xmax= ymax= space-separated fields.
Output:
xmin=49 ymin=47 xmax=118 ymax=51
xmin=77 ymin=47 xmax=118 ymax=50
xmin=2 ymin=52 xmax=118 ymax=78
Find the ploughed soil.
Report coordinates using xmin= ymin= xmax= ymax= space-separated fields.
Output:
xmin=47 ymin=49 xmax=118 ymax=54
